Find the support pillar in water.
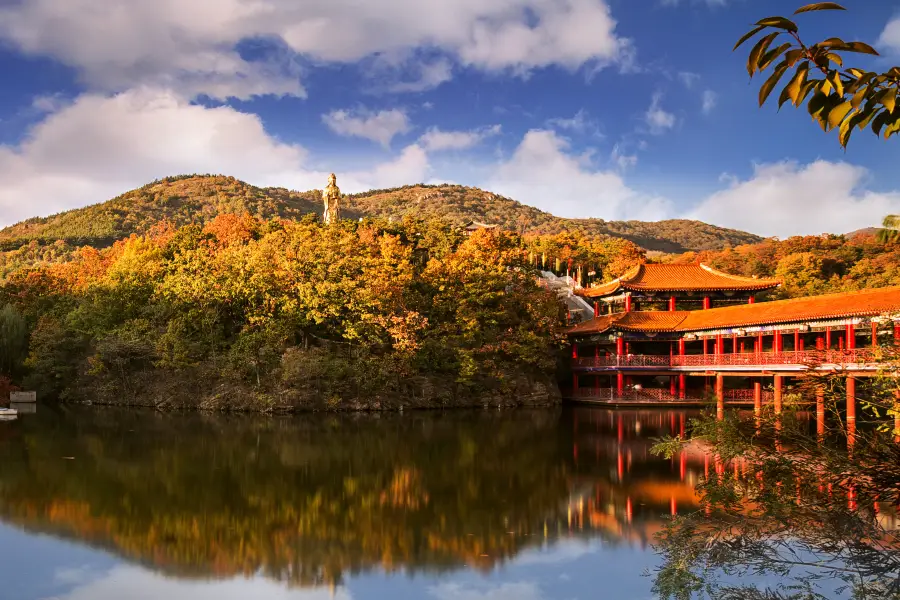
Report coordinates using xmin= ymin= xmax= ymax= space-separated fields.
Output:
xmin=773 ymin=375 xmax=783 ymax=415
xmin=816 ymin=386 xmax=826 ymax=438
xmin=846 ymin=376 xmax=856 ymax=447
xmin=715 ymin=373 xmax=724 ymax=420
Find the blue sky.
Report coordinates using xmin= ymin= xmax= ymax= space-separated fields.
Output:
xmin=0 ymin=0 xmax=899 ymax=237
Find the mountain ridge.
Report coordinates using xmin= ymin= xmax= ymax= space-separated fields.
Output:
xmin=0 ymin=174 xmax=765 ymax=253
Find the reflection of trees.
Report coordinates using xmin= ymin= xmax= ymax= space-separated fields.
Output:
xmin=0 ymin=407 xmax=577 ymax=587
xmin=651 ymin=409 xmax=900 ymax=600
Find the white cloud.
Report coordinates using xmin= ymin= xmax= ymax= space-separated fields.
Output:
xmin=689 ymin=161 xmax=900 ymax=237
xmin=0 ymin=88 xmax=430 ymax=225
xmin=0 ymin=0 xmax=631 ymax=100
xmin=429 ymin=582 xmax=543 ymax=600
xmin=661 ymin=0 xmax=727 ymax=7
xmin=322 ymin=108 xmax=411 ymax=148
xmin=383 ymin=58 xmax=455 ymax=94
xmin=547 ymin=109 xmax=601 ymax=136
xmin=644 ymin=93 xmax=676 ymax=134
xmin=51 ymin=564 xmax=351 ymax=600
xmin=610 ymin=144 xmax=638 ymax=170
xmin=419 ymin=125 xmax=501 ymax=152
xmin=677 ymin=72 xmax=700 ymax=89
xmin=878 ymin=17 xmax=900 ymax=54
xmin=701 ymin=90 xmax=718 ymax=114
xmin=485 ymin=129 xmax=671 ymax=220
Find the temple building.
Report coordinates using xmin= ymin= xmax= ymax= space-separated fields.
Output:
xmin=580 ymin=263 xmax=781 ymax=313
xmin=463 ymin=221 xmax=500 ymax=235
xmin=567 ymin=262 xmax=900 ymax=430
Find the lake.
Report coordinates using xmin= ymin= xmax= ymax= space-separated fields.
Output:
xmin=0 ymin=405 xmax=888 ymax=600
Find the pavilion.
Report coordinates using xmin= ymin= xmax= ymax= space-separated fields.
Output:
xmin=567 ymin=263 xmax=900 ymax=431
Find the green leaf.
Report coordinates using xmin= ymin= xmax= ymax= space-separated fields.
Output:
xmin=873 ymin=110 xmax=891 ymax=137
xmin=797 ymin=79 xmax=818 ymax=106
xmin=855 ymin=105 xmax=878 ymax=131
xmin=734 ymin=25 xmax=767 ymax=51
xmin=838 ymin=118 xmax=853 ymax=147
xmin=876 ymin=88 xmax=897 ymax=113
xmin=760 ymin=64 xmax=790 ymax=106
xmin=788 ymin=64 xmax=810 ymax=107
xmin=783 ymin=48 xmax=805 ymax=67
xmin=886 ymin=117 xmax=900 ymax=138
xmin=828 ymin=70 xmax=844 ymax=97
xmin=840 ymin=42 xmax=880 ymax=56
xmin=758 ymin=42 xmax=792 ymax=72
xmin=820 ymin=37 xmax=846 ymax=47
xmin=850 ymin=86 xmax=868 ymax=110
xmin=827 ymin=101 xmax=852 ymax=129
xmin=807 ymin=90 xmax=827 ymax=113
xmin=748 ymin=32 xmax=780 ymax=76
xmin=755 ymin=17 xmax=799 ymax=32
xmin=825 ymin=52 xmax=843 ymax=67
xmin=794 ymin=2 xmax=847 ymax=14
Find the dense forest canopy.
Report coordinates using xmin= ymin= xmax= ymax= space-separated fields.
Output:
xmin=0 ymin=174 xmax=762 ymax=256
xmin=0 ymin=215 xmax=565 ymax=409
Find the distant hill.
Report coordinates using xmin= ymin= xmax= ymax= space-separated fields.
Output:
xmin=0 ymin=175 xmax=764 ymax=253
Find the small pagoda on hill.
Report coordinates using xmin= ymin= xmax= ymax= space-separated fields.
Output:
xmin=580 ymin=263 xmax=781 ymax=313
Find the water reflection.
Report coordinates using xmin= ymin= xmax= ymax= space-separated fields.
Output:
xmin=0 ymin=406 xmax=704 ymax=599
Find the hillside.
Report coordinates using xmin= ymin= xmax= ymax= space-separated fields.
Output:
xmin=0 ymin=175 xmax=763 ymax=254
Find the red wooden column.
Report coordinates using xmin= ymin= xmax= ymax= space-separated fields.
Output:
xmin=757 ymin=331 xmax=763 ymax=354
xmin=846 ymin=376 xmax=857 ymax=447
xmin=846 ymin=323 xmax=856 ymax=350
xmin=624 ymin=294 xmax=632 ymax=312
xmin=748 ymin=295 xmax=756 ymax=304
xmin=703 ymin=296 xmax=711 ymax=310
xmin=893 ymin=389 xmax=900 ymax=443
xmin=825 ymin=326 xmax=832 ymax=350
xmin=593 ymin=301 xmax=600 ymax=318
xmin=616 ymin=337 xmax=624 ymax=355
xmin=871 ymin=321 xmax=878 ymax=348
xmin=678 ymin=338 xmax=686 ymax=399
xmin=668 ymin=296 xmax=676 ymax=311
xmin=669 ymin=376 xmax=677 ymax=397
xmin=793 ymin=329 xmax=800 ymax=352
xmin=617 ymin=372 xmax=624 ymax=396
xmin=572 ymin=345 xmax=579 ymax=394
xmin=732 ymin=333 xmax=738 ymax=354
xmin=773 ymin=375 xmax=783 ymax=415
xmin=816 ymin=386 xmax=826 ymax=438
xmin=715 ymin=373 xmax=725 ymax=420
xmin=753 ymin=380 xmax=762 ymax=415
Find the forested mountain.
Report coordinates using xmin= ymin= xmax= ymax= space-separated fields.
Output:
xmin=0 ymin=174 xmax=763 ymax=255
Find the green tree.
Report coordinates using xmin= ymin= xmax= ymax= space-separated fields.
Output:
xmin=0 ymin=304 xmax=28 ymax=377
xmin=737 ymin=3 xmax=899 ymax=148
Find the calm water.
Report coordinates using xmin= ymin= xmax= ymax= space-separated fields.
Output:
xmin=0 ymin=405 xmax=811 ymax=599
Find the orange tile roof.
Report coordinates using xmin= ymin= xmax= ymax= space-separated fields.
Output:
xmin=568 ymin=286 xmax=900 ymax=336
xmin=580 ymin=263 xmax=781 ymax=298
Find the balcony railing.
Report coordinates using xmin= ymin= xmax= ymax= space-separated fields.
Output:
xmin=570 ymin=388 xmax=775 ymax=403
xmin=574 ymin=349 xmax=877 ymax=370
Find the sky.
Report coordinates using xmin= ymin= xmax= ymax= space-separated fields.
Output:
xmin=0 ymin=0 xmax=899 ymax=237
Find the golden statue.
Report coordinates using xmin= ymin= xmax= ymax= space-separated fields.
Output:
xmin=322 ymin=173 xmax=342 ymax=225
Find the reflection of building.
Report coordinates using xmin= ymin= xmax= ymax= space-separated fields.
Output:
xmin=567 ymin=264 xmax=900 ymax=422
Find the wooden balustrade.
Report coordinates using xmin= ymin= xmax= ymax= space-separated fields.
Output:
xmin=571 ymin=388 xmax=773 ymax=402
xmin=573 ymin=349 xmax=877 ymax=370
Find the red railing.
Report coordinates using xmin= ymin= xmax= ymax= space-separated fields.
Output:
xmin=570 ymin=388 xmax=774 ymax=402
xmin=574 ymin=349 xmax=877 ymax=370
